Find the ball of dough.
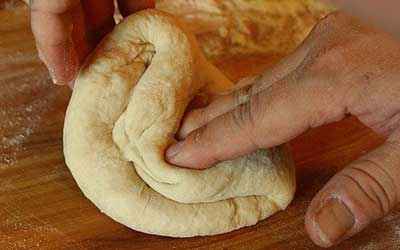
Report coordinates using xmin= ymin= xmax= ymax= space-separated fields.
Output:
xmin=63 ymin=9 xmax=295 ymax=237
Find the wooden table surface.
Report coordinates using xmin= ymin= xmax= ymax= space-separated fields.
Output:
xmin=1 ymin=2 xmax=400 ymax=250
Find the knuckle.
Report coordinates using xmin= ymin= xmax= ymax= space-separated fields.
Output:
xmin=277 ymin=73 xmax=343 ymax=131
xmin=231 ymin=104 xmax=250 ymax=131
xmin=31 ymin=0 xmax=80 ymax=13
xmin=340 ymin=173 xmax=387 ymax=220
xmin=305 ymin=13 xmax=336 ymax=44
xmin=233 ymin=85 xmax=252 ymax=106
xmin=300 ymin=14 xmax=360 ymax=78
xmin=342 ymin=160 xmax=397 ymax=217
xmin=197 ymin=108 xmax=209 ymax=125
xmin=311 ymin=12 xmax=350 ymax=37
xmin=301 ymin=43 xmax=345 ymax=77
xmin=230 ymin=94 xmax=261 ymax=146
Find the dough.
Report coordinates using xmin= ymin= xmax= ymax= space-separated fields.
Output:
xmin=63 ymin=10 xmax=295 ymax=237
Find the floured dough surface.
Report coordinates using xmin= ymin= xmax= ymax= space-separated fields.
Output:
xmin=63 ymin=10 xmax=295 ymax=237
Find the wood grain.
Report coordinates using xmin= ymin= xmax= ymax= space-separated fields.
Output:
xmin=1 ymin=3 xmax=400 ymax=250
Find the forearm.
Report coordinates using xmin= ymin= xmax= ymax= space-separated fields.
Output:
xmin=323 ymin=0 xmax=400 ymax=38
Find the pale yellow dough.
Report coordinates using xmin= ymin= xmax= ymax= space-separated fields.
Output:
xmin=63 ymin=10 xmax=295 ymax=237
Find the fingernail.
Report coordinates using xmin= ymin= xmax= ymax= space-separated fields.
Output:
xmin=49 ymin=67 xmax=62 ymax=85
xmin=37 ymin=47 xmax=61 ymax=85
xmin=315 ymin=199 xmax=355 ymax=246
xmin=166 ymin=141 xmax=184 ymax=163
xmin=37 ymin=47 xmax=45 ymax=62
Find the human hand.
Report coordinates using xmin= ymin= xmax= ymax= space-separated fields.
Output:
xmin=166 ymin=12 xmax=400 ymax=247
xmin=30 ymin=0 xmax=154 ymax=87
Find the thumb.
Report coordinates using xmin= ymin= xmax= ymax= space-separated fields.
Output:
xmin=305 ymin=131 xmax=400 ymax=247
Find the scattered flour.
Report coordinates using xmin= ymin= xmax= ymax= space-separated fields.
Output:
xmin=0 ymin=98 xmax=47 ymax=167
xmin=0 ymin=74 xmax=51 ymax=167
xmin=0 ymin=114 xmax=38 ymax=167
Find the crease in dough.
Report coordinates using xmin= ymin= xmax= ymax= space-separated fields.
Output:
xmin=64 ymin=9 xmax=296 ymax=237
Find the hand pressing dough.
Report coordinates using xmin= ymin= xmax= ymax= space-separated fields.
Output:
xmin=63 ymin=9 xmax=295 ymax=237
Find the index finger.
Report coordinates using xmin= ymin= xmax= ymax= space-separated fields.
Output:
xmin=165 ymin=76 xmax=305 ymax=169
xmin=166 ymin=70 xmax=348 ymax=169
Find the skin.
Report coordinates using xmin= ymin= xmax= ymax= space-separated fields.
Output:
xmin=30 ymin=0 xmax=155 ymax=87
xmin=166 ymin=9 xmax=400 ymax=249
xmin=320 ymin=0 xmax=400 ymax=39
xmin=31 ymin=0 xmax=400 ymax=248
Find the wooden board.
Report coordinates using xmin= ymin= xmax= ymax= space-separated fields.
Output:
xmin=1 ymin=3 xmax=400 ymax=250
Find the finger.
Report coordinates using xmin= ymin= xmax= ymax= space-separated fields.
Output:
xmin=321 ymin=0 xmax=400 ymax=39
xmin=167 ymin=76 xmax=303 ymax=169
xmin=117 ymin=0 xmax=155 ymax=17
xmin=230 ymin=38 xmax=310 ymax=94
xmin=305 ymin=131 xmax=400 ymax=247
xmin=233 ymin=75 xmax=260 ymax=90
xmin=177 ymin=40 xmax=311 ymax=139
xmin=166 ymin=71 xmax=348 ymax=169
xmin=30 ymin=0 xmax=85 ymax=86
xmin=81 ymin=0 xmax=115 ymax=46
xmin=180 ymin=75 xmax=262 ymax=138
xmin=177 ymin=83 xmax=254 ymax=139
xmin=254 ymin=39 xmax=310 ymax=92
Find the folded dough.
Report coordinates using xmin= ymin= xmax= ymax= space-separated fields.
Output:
xmin=63 ymin=10 xmax=295 ymax=237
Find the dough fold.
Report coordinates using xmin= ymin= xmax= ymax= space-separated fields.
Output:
xmin=64 ymin=10 xmax=295 ymax=237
